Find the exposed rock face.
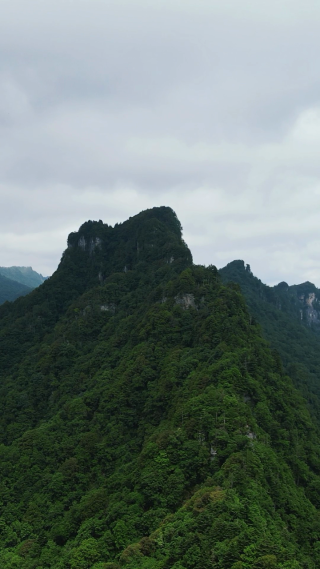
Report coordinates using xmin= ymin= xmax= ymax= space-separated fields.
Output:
xmin=175 ymin=293 xmax=196 ymax=309
xmin=77 ymin=236 xmax=86 ymax=250
xmin=77 ymin=236 xmax=102 ymax=254
xmin=270 ymin=281 xmax=320 ymax=329
xmin=297 ymin=289 xmax=320 ymax=327
xmin=100 ymin=303 xmax=116 ymax=314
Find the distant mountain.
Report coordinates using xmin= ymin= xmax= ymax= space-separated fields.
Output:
xmin=0 ymin=273 xmax=32 ymax=304
xmin=220 ymin=260 xmax=320 ymax=419
xmin=0 ymin=266 xmax=46 ymax=289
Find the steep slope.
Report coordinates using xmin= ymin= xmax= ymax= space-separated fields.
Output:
xmin=220 ymin=261 xmax=320 ymax=332
xmin=285 ymin=281 xmax=320 ymax=330
xmin=0 ymin=266 xmax=46 ymax=288
xmin=0 ymin=209 xmax=320 ymax=568
xmin=219 ymin=261 xmax=320 ymax=420
xmin=0 ymin=207 xmax=191 ymax=374
xmin=0 ymin=272 xmax=32 ymax=304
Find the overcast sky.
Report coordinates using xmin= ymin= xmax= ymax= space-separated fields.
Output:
xmin=1 ymin=0 xmax=320 ymax=284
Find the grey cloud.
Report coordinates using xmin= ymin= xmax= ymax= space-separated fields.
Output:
xmin=1 ymin=0 xmax=320 ymax=284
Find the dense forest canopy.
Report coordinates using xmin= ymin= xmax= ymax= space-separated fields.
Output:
xmin=219 ymin=260 xmax=320 ymax=422
xmin=1 ymin=207 xmax=320 ymax=568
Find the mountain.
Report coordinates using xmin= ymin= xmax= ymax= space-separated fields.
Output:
xmin=219 ymin=260 xmax=320 ymax=422
xmin=220 ymin=261 xmax=320 ymax=332
xmin=0 ymin=266 xmax=46 ymax=289
xmin=0 ymin=208 xmax=320 ymax=568
xmin=0 ymin=272 xmax=32 ymax=304
xmin=0 ymin=266 xmax=46 ymax=305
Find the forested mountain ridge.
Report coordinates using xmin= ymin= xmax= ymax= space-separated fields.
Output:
xmin=1 ymin=208 xmax=320 ymax=568
xmin=219 ymin=260 xmax=320 ymax=420
xmin=220 ymin=261 xmax=320 ymax=331
xmin=0 ymin=207 xmax=191 ymax=373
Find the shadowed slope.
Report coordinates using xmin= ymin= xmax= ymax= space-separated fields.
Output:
xmin=0 ymin=273 xmax=31 ymax=304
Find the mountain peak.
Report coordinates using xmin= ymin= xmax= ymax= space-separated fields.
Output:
xmin=63 ymin=206 xmax=191 ymax=281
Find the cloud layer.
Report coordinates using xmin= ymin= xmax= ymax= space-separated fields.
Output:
xmin=1 ymin=0 xmax=320 ymax=284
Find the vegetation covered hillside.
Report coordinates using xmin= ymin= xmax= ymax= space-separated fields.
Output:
xmin=0 ymin=208 xmax=320 ymax=568
xmin=219 ymin=261 xmax=320 ymax=422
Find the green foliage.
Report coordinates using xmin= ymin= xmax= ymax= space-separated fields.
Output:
xmin=219 ymin=260 xmax=320 ymax=423
xmin=0 ymin=209 xmax=319 ymax=567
